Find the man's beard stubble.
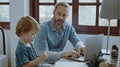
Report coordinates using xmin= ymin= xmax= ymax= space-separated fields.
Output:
xmin=54 ymin=19 xmax=64 ymax=26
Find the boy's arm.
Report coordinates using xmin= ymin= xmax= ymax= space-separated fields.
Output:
xmin=22 ymin=52 xmax=48 ymax=67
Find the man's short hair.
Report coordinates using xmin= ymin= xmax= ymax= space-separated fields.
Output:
xmin=54 ymin=2 xmax=70 ymax=12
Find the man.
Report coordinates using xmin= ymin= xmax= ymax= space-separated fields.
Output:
xmin=34 ymin=2 xmax=85 ymax=64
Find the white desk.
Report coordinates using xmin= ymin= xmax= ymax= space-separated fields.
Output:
xmin=55 ymin=58 xmax=88 ymax=67
xmin=54 ymin=55 xmax=110 ymax=67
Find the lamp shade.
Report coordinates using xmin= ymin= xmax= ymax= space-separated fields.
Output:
xmin=100 ymin=0 xmax=120 ymax=19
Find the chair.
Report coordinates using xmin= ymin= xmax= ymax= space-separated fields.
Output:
xmin=0 ymin=26 xmax=8 ymax=67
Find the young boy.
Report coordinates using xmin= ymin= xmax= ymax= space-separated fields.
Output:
xmin=15 ymin=16 xmax=48 ymax=67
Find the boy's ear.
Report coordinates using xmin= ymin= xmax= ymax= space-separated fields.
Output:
xmin=21 ymin=31 xmax=27 ymax=35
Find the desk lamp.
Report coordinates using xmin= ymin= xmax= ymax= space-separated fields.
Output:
xmin=100 ymin=0 xmax=120 ymax=54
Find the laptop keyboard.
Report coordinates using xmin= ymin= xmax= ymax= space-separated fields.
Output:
xmin=63 ymin=56 xmax=86 ymax=62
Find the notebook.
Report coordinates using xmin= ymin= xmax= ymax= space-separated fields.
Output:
xmin=64 ymin=34 xmax=104 ymax=62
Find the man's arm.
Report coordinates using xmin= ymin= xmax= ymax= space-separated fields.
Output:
xmin=68 ymin=25 xmax=85 ymax=56
xmin=75 ymin=41 xmax=85 ymax=56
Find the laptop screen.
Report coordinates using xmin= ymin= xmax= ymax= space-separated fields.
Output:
xmin=84 ymin=34 xmax=104 ymax=61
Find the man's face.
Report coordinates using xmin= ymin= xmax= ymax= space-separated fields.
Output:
xmin=53 ymin=5 xmax=68 ymax=26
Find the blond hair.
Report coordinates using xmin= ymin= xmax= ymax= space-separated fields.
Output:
xmin=16 ymin=16 xmax=40 ymax=37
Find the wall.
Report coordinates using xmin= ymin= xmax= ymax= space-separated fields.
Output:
xmin=9 ymin=0 xmax=29 ymax=67
xmin=0 ymin=0 xmax=119 ymax=67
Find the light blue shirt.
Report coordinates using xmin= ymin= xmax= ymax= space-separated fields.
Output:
xmin=34 ymin=18 xmax=84 ymax=63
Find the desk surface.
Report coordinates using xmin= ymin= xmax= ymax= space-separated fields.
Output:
xmin=54 ymin=55 xmax=110 ymax=67
xmin=55 ymin=58 xmax=88 ymax=67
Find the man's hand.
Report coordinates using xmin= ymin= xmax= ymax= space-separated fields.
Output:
xmin=61 ymin=47 xmax=85 ymax=58
xmin=71 ymin=47 xmax=85 ymax=58
xmin=61 ymin=50 xmax=73 ymax=58
xmin=61 ymin=50 xmax=80 ymax=58
xmin=79 ymin=47 xmax=85 ymax=56
xmin=73 ymin=47 xmax=85 ymax=57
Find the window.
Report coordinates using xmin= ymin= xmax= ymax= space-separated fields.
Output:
xmin=0 ymin=0 xmax=10 ymax=29
xmin=74 ymin=0 xmax=119 ymax=36
xmin=30 ymin=0 xmax=120 ymax=36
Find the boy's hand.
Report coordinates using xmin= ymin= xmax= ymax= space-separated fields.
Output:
xmin=39 ymin=51 xmax=48 ymax=60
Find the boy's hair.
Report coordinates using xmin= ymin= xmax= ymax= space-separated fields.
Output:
xmin=16 ymin=16 xmax=40 ymax=37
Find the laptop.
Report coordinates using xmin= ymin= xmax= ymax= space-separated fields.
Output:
xmin=64 ymin=34 xmax=104 ymax=62
xmin=84 ymin=34 xmax=103 ymax=61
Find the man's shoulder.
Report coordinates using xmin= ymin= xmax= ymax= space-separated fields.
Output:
xmin=63 ymin=22 xmax=73 ymax=29
xmin=38 ymin=21 xmax=51 ymax=33
xmin=40 ymin=20 xmax=50 ymax=27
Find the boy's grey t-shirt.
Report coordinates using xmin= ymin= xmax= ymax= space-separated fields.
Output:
xmin=15 ymin=41 xmax=40 ymax=67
